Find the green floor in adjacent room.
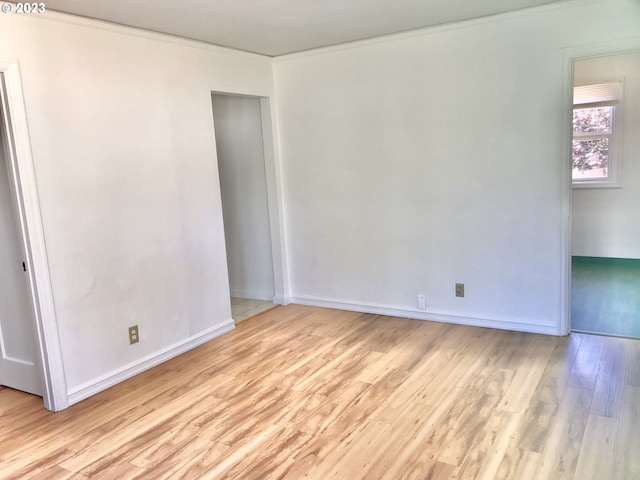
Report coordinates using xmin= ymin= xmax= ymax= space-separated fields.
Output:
xmin=571 ymin=256 xmax=640 ymax=338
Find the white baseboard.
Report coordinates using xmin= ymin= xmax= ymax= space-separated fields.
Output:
xmin=67 ymin=319 xmax=235 ymax=406
xmin=289 ymin=295 xmax=559 ymax=335
xmin=273 ymin=294 xmax=291 ymax=305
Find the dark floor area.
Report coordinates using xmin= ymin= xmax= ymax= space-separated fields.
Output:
xmin=571 ymin=256 xmax=640 ymax=338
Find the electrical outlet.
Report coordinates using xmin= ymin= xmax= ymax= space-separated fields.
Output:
xmin=417 ymin=294 xmax=426 ymax=310
xmin=128 ymin=325 xmax=139 ymax=344
xmin=455 ymin=283 xmax=465 ymax=298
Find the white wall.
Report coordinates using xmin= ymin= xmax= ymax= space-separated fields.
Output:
xmin=572 ymin=52 xmax=640 ymax=259
xmin=273 ymin=0 xmax=640 ymax=333
xmin=0 ymin=11 xmax=275 ymax=399
xmin=212 ymin=94 xmax=275 ymax=301
xmin=2 ymin=0 xmax=638 ymax=405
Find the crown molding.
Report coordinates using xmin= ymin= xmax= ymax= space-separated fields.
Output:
xmin=274 ymin=0 xmax=587 ymax=63
xmin=6 ymin=4 xmax=271 ymax=61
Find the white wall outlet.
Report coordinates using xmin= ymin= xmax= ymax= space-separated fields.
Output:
xmin=417 ymin=294 xmax=426 ymax=310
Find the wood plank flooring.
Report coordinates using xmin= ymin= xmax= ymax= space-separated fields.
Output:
xmin=1 ymin=304 xmax=639 ymax=479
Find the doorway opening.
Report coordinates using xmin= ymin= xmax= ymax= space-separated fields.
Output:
xmin=0 ymin=61 xmax=66 ymax=411
xmin=0 ymin=73 xmax=44 ymax=396
xmin=211 ymin=93 xmax=282 ymax=323
xmin=569 ymin=50 xmax=640 ymax=339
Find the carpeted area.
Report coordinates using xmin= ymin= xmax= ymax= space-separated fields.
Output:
xmin=571 ymin=256 xmax=640 ymax=338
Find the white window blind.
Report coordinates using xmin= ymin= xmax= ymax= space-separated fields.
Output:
xmin=573 ymin=82 xmax=621 ymax=105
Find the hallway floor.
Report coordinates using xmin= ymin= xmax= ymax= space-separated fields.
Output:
xmin=231 ymin=297 xmax=276 ymax=323
xmin=571 ymin=256 xmax=640 ymax=338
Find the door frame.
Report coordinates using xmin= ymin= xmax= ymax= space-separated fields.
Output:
xmin=0 ymin=58 xmax=67 ymax=411
xmin=559 ymin=37 xmax=640 ymax=336
xmin=211 ymin=91 xmax=291 ymax=306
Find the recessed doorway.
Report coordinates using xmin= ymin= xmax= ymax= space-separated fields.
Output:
xmin=211 ymin=93 xmax=278 ymax=323
xmin=0 ymin=73 xmax=43 ymax=396
xmin=570 ymin=51 xmax=640 ymax=338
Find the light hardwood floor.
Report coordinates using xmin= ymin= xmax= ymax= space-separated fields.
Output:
xmin=1 ymin=305 xmax=639 ymax=479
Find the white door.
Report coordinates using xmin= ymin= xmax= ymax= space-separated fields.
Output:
xmin=0 ymin=103 xmax=42 ymax=396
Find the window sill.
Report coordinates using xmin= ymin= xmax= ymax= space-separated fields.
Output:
xmin=572 ymin=181 xmax=621 ymax=189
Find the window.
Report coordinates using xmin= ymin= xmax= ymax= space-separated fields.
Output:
xmin=572 ymin=82 xmax=622 ymax=186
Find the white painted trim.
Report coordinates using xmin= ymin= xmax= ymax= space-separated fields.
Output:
xmin=30 ymin=8 xmax=270 ymax=60
xmin=290 ymin=295 xmax=558 ymax=336
xmin=260 ymin=96 xmax=291 ymax=305
xmin=12 ymin=0 xmax=583 ymax=60
xmin=571 ymin=81 xmax=624 ymax=189
xmin=559 ymin=45 xmax=574 ymax=337
xmin=560 ymin=36 xmax=640 ymax=336
xmin=274 ymin=0 xmax=579 ymax=62
xmin=1 ymin=355 xmax=35 ymax=367
xmin=0 ymin=58 xmax=68 ymax=411
xmin=67 ymin=319 xmax=235 ymax=406
xmin=273 ymin=295 xmax=291 ymax=306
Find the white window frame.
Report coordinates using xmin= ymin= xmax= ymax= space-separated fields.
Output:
xmin=572 ymin=81 xmax=623 ymax=188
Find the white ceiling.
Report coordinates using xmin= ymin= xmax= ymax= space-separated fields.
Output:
xmin=44 ymin=0 xmax=563 ymax=57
